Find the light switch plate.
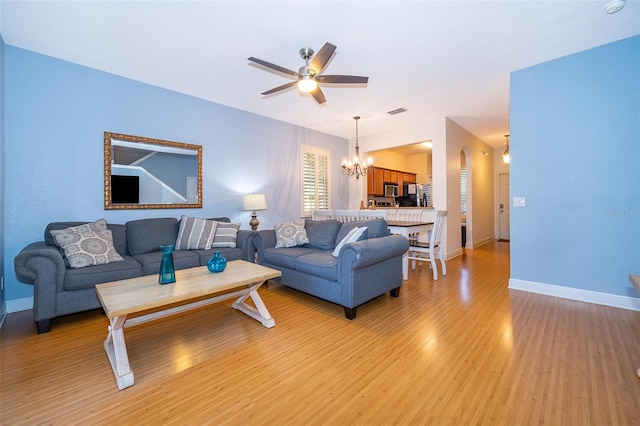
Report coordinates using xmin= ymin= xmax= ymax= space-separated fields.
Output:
xmin=513 ymin=197 xmax=526 ymax=207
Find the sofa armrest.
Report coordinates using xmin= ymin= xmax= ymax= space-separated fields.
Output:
xmin=253 ymin=230 xmax=277 ymax=264
xmin=338 ymin=234 xmax=409 ymax=270
xmin=14 ymin=242 xmax=66 ymax=284
xmin=236 ymin=230 xmax=256 ymax=261
xmin=14 ymin=242 xmax=68 ymax=322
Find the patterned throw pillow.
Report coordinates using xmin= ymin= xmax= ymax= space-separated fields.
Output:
xmin=175 ymin=215 xmax=218 ymax=250
xmin=50 ymin=219 xmax=124 ymax=269
xmin=332 ymin=226 xmax=367 ymax=257
xmin=274 ymin=219 xmax=309 ymax=248
xmin=211 ymin=222 xmax=240 ymax=248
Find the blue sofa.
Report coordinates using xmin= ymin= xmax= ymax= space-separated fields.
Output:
xmin=14 ymin=217 xmax=255 ymax=333
xmin=253 ymin=219 xmax=409 ymax=319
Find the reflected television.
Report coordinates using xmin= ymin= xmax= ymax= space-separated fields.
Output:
xmin=111 ymin=175 xmax=139 ymax=203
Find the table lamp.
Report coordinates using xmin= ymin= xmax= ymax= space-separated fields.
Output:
xmin=242 ymin=193 xmax=267 ymax=231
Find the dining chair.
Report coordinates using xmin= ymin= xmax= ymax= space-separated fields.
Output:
xmin=385 ymin=209 xmax=399 ymax=221
xmin=394 ymin=210 xmax=423 ymax=243
xmin=359 ymin=210 xmax=387 ymax=220
xmin=312 ymin=209 xmax=335 ymax=221
xmin=407 ymin=210 xmax=447 ymax=280
xmin=334 ymin=210 xmax=361 ymax=223
xmin=396 ymin=211 xmax=422 ymax=222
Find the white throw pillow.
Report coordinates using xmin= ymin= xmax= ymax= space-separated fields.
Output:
xmin=332 ymin=226 xmax=367 ymax=257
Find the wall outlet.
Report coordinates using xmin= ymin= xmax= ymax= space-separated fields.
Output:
xmin=513 ymin=197 xmax=526 ymax=207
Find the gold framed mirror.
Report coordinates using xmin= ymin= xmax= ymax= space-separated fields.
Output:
xmin=104 ymin=132 xmax=202 ymax=210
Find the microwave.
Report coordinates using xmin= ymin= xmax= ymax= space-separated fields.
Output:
xmin=384 ymin=184 xmax=398 ymax=197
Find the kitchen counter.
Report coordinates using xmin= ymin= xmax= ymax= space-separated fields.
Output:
xmin=374 ymin=206 xmax=434 ymax=209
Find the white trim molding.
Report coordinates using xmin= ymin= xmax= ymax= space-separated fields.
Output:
xmin=509 ymin=279 xmax=640 ymax=312
xmin=6 ymin=297 xmax=33 ymax=313
xmin=468 ymin=235 xmax=495 ymax=249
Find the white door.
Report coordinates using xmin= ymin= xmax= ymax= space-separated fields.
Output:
xmin=498 ymin=173 xmax=510 ymax=241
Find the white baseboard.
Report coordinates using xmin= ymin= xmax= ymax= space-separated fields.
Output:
xmin=6 ymin=297 xmax=33 ymax=313
xmin=509 ymin=279 xmax=640 ymax=312
xmin=469 ymin=235 xmax=495 ymax=249
xmin=446 ymin=248 xmax=463 ymax=260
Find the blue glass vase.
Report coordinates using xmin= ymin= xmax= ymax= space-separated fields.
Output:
xmin=158 ymin=244 xmax=176 ymax=284
xmin=207 ymin=251 xmax=227 ymax=273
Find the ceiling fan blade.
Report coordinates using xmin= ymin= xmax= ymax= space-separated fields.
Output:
xmin=248 ymin=56 xmax=299 ymax=77
xmin=317 ymin=75 xmax=369 ymax=84
xmin=261 ymin=81 xmax=298 ymax=95
xmin=309 ymin=42 xmax=336 ymax=74
xmin=311 ymin=86 xmax=326 ymax=104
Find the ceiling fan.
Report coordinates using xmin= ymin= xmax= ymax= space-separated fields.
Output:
xmin=248 ymin=42 xmax=369 ymax=104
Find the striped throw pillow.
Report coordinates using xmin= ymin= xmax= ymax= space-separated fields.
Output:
xmin=211 ymin=222 xmax=240 ymax=248
xmin=175 ymin=216 xmax=218 ymax=250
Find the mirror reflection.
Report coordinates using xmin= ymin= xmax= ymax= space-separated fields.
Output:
xmin=104 ymin=132 xmax=202 ymax=209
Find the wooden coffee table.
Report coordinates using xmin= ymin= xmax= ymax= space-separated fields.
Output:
xmin=95 ymin=260 xmax=281 ymax=390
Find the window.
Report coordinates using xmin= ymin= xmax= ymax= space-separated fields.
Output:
xmin=460 ymin=167 xmax=467 ymax=214
xmin=301 ymin=145 xmax=331 ymax=217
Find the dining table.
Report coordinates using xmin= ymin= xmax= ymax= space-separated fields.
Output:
xmin=387 ymin=220 xmax=433 ymax=280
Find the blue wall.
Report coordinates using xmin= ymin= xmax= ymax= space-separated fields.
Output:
xmin=3 ymin=46 xmax=348 ymax=302
xmin=1 ymin=36 xmax=5 ymax=317
xmin=510 ymin=35 xmax=640 ymax=298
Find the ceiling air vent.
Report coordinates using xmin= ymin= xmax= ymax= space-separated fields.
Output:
xmin=387 ymin=107 xmax=407 ymax=115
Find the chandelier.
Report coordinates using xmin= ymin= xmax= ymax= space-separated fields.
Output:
xmin=342 ymin=116 xmax=373 ymax=179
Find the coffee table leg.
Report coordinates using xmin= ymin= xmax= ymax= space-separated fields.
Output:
xmin=232 ymin=283 xmax=275 ymax=328
xmin=104 ymin=315 xmax=134 ymax=390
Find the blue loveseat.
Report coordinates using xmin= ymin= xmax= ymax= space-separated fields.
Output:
xmin=253 ymin=219 xmax=409 ymax=319
xmin=14 ymin=217 xmax=255 ymax=333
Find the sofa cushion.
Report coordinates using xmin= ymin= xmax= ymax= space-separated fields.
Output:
xmin=50 ymin=220 xmax=124 ymax=269
xmin=175 ymin=215 xmax=218 ymax=250
xmin=304 ymin=220 xmax=341 ymax=250
xmin=332 ymin=226 xmax=367 ymax=257
xmin=132 ymin=249 xmax=201 ymax=275
xmin=193 ymin=247 xmax=245 ymax=265
xmin=294 ymin=251 xmax=339 ymax=282
xmin=126 ymin=218 xmax=179 ymax=255
xmin=63 ymin=256 xmax=143 ymax=290
xmin=274 ymin=219 xmax=309 ymax=248
xmin=263 ymin=246 xmax=318 ymax=269
xmin=336 ymin=219 xmax=388 ymax=243
xmin=211 ymin=222 xmax=240 ymax=248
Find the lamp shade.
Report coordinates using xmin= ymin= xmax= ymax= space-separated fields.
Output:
xmin=242 ymin=193 xmax=267 ymax=211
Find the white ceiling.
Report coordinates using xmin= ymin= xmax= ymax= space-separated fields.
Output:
xmin=1 ymin=1 xmax=638 ymax=148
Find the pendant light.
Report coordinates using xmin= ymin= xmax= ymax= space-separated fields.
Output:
xmin=502 ymin=134 xmax=510 ymax=164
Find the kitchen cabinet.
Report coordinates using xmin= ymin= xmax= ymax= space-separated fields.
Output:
xmin=403 ymin=173 xmax=416 ymax=183
xmin=367 ymin=167 xmax=417 ymax=196
xmin=367 ymin=167 xmax=384 ymax=196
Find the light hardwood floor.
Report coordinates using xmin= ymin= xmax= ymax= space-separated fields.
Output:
xmin=1 ymin=241 xmax=639 ymax=425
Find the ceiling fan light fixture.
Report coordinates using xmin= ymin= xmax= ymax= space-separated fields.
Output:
xmin=298 ymin=76 xmax=317 ymax=93
xmin=604 ymin=0 xmax=626 ymax=14
xmin=249 ymin=42 xmax=368 ymax=104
